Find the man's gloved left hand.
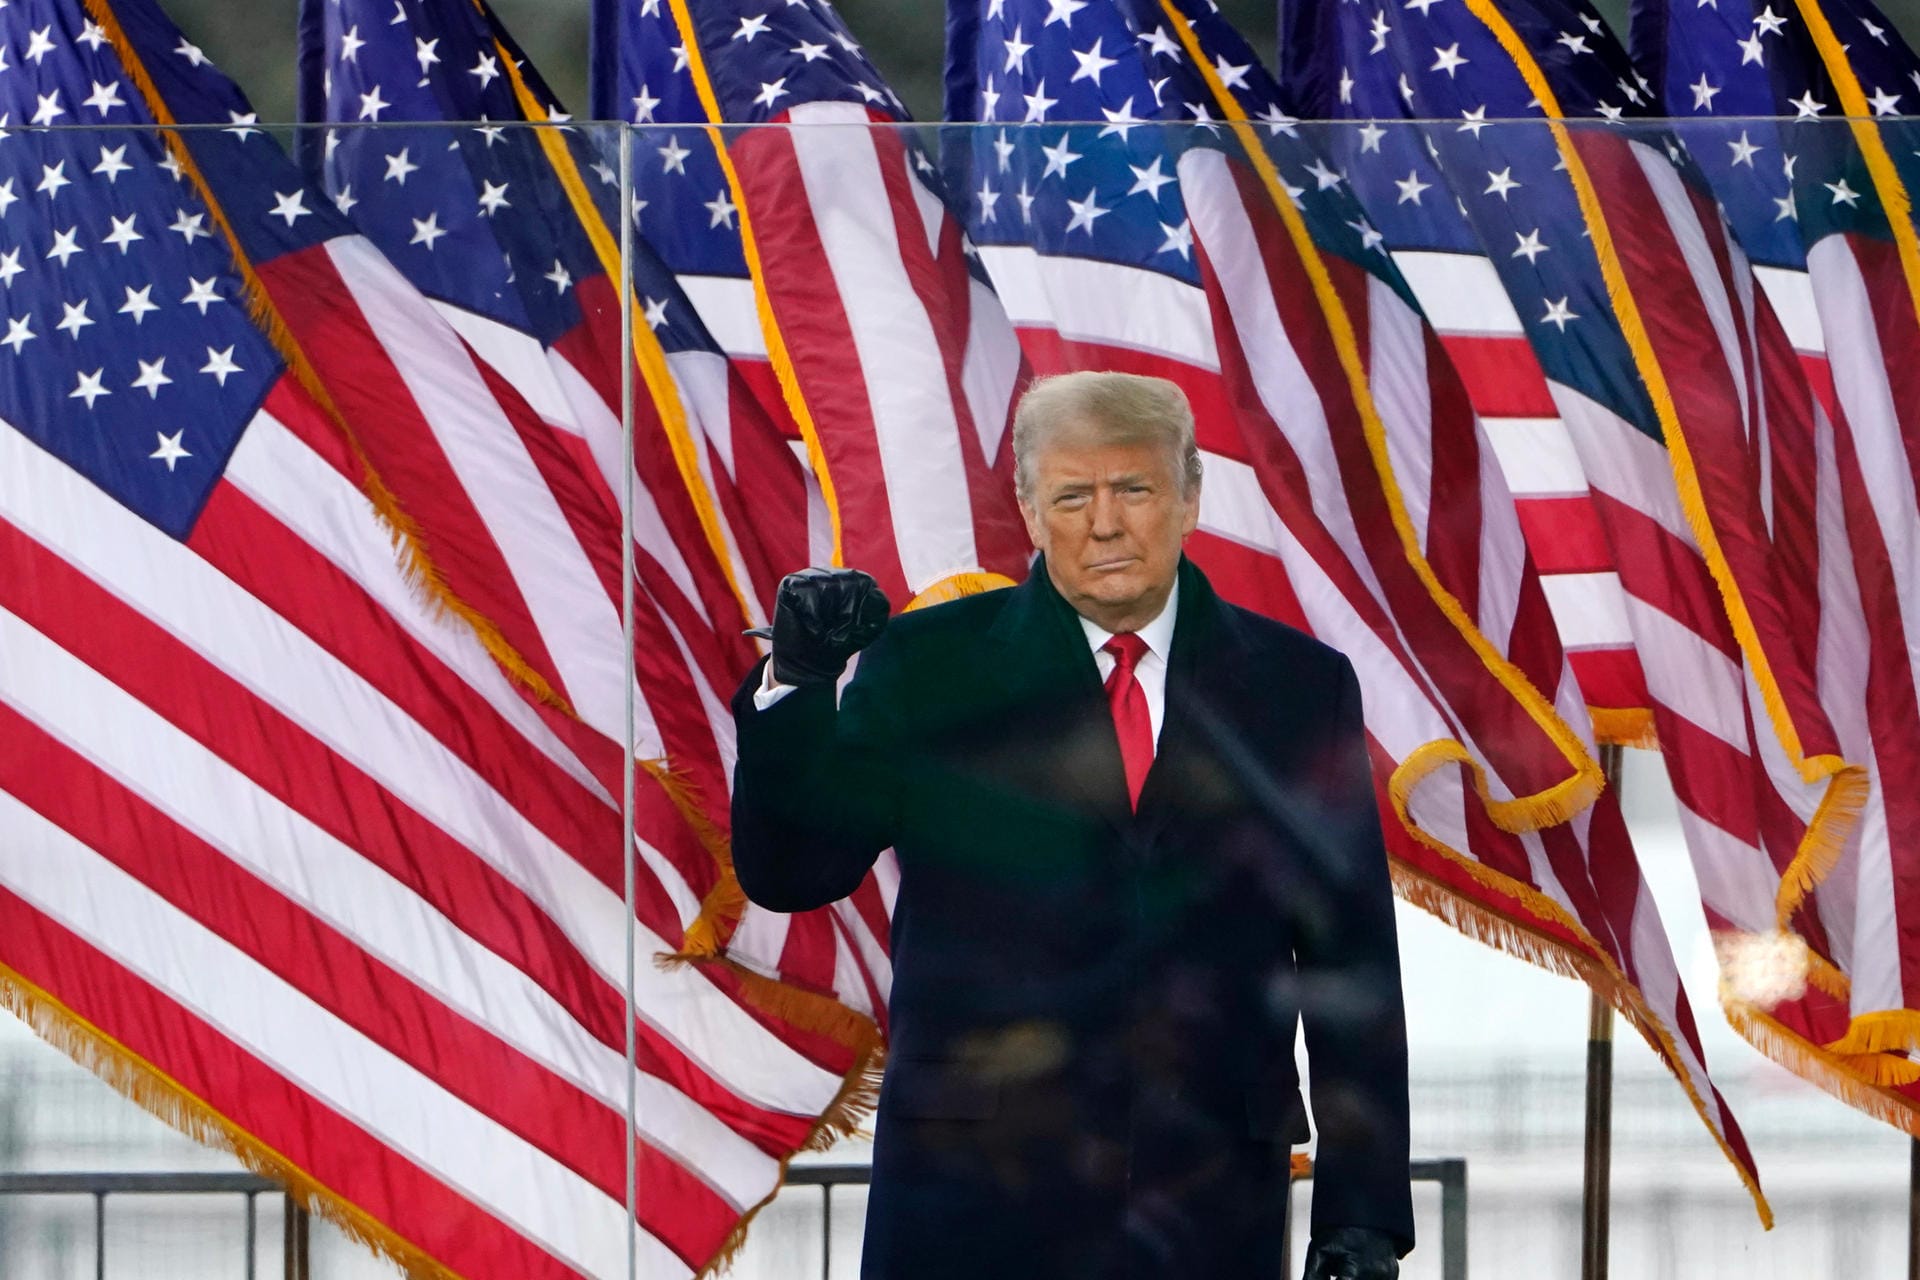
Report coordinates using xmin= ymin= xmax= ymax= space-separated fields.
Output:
xmin=1302 ymin=1226 xmax=1400 ymax=1280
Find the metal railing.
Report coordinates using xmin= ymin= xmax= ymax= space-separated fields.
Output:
xmin=0 ymin=1170 xmax=310 ymax=1280
xmin=788 ymin=1158 xmax=1470 ymax=1279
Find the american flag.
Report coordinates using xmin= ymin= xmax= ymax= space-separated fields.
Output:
xmin=1275 ymin=24 xmax=1651 ymax=740
xmin=946 ymin=0 xmax=1767 ymax=1210
xmin=1633 ymin=0 xmax=1920 ymax=1123
xmin=596 ymin=0 xmax=1032 ymax=604
xmin=297 ymin=0 xmax=809 ymax=633
xmin=581 ymin=0 xmax=1040 ymax=1038
xmin=0 ymin=0 xmax=872 ymax=1274
xmin=1297 ymin=0 xmax=1876 ymax=1137
xmin=295 ymin=0 xmax=872 ymax=1048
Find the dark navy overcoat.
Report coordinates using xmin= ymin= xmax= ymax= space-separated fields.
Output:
xmin=731 ymin=557 xmax=1412 ymax=1279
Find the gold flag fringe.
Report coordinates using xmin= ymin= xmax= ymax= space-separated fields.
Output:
xmin=0 ymin=964 xmax=464 ymax=1280
xmin=1391 ymin=855 xmax=1775 ymax=1227
xmin=1159 ymin=0 xmax=1609 ymax=837
xmin=80 ymin=0 xmax=570 ymax=715
xmin=1588 ymin=707 xmax=1658 ymax=751
xmin=1726 ymin=1001 xmax=1920 ymax=1135
xmin=693 ymin=1041 xmax=885 ymax=1280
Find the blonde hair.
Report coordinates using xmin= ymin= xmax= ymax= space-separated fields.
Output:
xmin=1012 ymin=371 xmax=1202 ymax=502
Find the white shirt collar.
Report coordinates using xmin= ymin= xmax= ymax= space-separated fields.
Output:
xmin=1076 ymin=578 xmax=1179 ymax=664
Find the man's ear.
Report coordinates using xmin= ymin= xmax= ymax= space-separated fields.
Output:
xmin=1180 ymin=482 xmax=1201 ymax=539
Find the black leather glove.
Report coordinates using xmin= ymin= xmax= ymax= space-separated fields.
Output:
xmin=1303 ymin=1226 xmax=1400 ymax=1280
xmin=757 ymin=567 xmax=890 ymax=687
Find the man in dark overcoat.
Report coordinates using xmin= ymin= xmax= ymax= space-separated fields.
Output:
xmin=731 ymin=371 xmax=1412 ymax=1279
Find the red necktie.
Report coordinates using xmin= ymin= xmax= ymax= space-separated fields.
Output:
xmin=1102 ymin=633 xmax=1154 ymax=810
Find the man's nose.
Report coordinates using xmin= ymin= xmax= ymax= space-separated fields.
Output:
xmin=1088 ymin=489 xmax=1123 ymax=538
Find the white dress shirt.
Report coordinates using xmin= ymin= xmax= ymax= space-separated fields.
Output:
xmin=754 ymin=580 xmax=1179 ymax=749
xmin=1078 ymin=579 xmax=1177 ymax=749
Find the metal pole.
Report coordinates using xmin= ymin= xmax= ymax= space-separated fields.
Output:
xmin=245 ymin=1190 xmax=257 ymax=1280
xmin=1582 ymin=744 xmax=1623 ymax=1280
xmin=93 ymin=1190 xmax=104 ymax=1280
xmin=618 ymin=121 xmax=641 ymax=1280
xmin=1908 ymin=1136 xmax=1920 ymax=1280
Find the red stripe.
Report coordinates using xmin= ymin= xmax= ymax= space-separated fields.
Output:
xmin=185 ymin=469 xmax=721 ymax=918
xmin=728 ymin=125 xmax=911 ymax=598
xmin=1406 ymin=313 xmax=1485 ymax=624
xmin=1582 ymin=138 xmax=1840 ymax=763
xmin=1515 ymin=496 xmax=1614 ymax=575
xmin=0 ymin=896 xmax=578 ymax=1279
xmin=0 ymin=513 xmax=822 ymax=1157
xmin=1236 ymin=175 xmax=1570 ymax=801
xmin=0 ymin=704 xmax=742 ymax=1267
xmin=1435 ymin=334 xmax=1558 ymax=418
xmin=1587 ymin=492 xmax=1741 ymax=664
xmin=1567 ymin=647 xmax=1650 ymax=714
xmin=1185 ymin=530 xmax=1309 ymax=630
xmin=251 ymin=254 xmax=570 ymax=709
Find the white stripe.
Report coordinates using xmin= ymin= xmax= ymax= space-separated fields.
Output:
xmin=974 ymin=242 xmax=1218 ymax=370
xmin=1178 ymin=148 xmax=1386 ymax=614
xmin=1541 ymin=573 xmax=1636 ymax=650
xmin=1754 ymin=264 xmax=1826 ymax=357
xmin=1197 ymin=450 xmax=1286 ymax=557
xmin=1481 ymin=417 xmax=1590 ymax=497
xmin=1553 ymin=381 xmax=1697 ymax=549
xmin=1676 ymin=804 xmax=1777 ymax=936
xmin=1626 ymin=876 xmax=1725 ymax=1138
xmin=1390 ymin=250 xmax=1526 ymax=336
xmin=1473 ymin=435 xmax=1528 ymax=661
xmin=680 ymin=274 xmax=769 ymax=359
xmin=1634 ymin=142 xmax=1750 ymax=436
xmin=787 ymin=101 xmax=978 ymax=591
xmin=223 ymin=414 xmax=609 ymax=806
xmin=1366 ymin=276 xmax=1434 ymax=559
xmin=0 ymin=783 xmax=658 ymax=1279
xmin=1811 ymin=406 xmax=1866 ymax=972
xmin=325 ymin=237 xmax=632 ymax=744
xmin=1621 ymin=593 xmax=1749 ymax=753
xmin=0 ymin=426 xmax=837 ymax=1115
xmin=1809 ymin=236 xmax=1920 ymax=724
xmin=961 ymin=276 xmax=1023 ymax=468
xmin=0 ymin=604 xmax=776 ymax=1210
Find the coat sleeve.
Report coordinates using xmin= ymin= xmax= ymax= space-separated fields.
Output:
xmin=728 ymin=638 xmax=906 ymax=913
xmin=1295 ymin=654 xmax=1415 ymax=1252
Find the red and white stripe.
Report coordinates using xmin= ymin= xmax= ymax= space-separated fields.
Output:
xmin=1180 ymin=145 xmax=1765 ymax=1198
xmin=1391 ymin=250 xmax=1649 ymax=725
xmin=730 ymin=99 xmax=1031 ymax=602
xmin=0 ymin=373 xmax=858 ymax=1276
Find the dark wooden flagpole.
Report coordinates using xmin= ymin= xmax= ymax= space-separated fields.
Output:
xmin=1581 ymin=744 xmax=1623 ymax=1280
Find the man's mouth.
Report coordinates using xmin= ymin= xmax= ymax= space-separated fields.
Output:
xmin=1088 ymin=555 xmax=1137 ymax=572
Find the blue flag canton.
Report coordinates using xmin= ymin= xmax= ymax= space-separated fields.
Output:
xmin=678 ymin=0 xmax=907 ymax=123
xmin=949 ymin=0 xmax=1400 ymax=288
xmin=311 ymin=0 xmax=618 ymax=348
xmin=612 ymin=0 xmax=908 ymax=283
xmin=609 ymin=1 xmax=749 ymax=281
xmin=0 ymin=0 xmax=287 ymax=538
xmin=1319 ymin=0 xmax=1667 ymax=435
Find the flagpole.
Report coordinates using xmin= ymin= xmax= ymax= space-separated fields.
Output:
xmin=1582 ymin=743 xmax=1623 ymax=1280
xmin=618 ymin=123 xmax=641 ymax=1280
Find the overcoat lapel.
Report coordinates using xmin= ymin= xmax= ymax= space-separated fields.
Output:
xmin=987 ymin=556 xmax=1254 ymax=846
xmin=986 ymin=558 xmax=1135 ymax=830
xmin=1134 ymin=558 xmax=1254 ymax=850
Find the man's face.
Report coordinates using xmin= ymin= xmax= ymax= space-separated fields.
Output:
xmin=1018 ymin=418 xmax=1200 ymax=633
